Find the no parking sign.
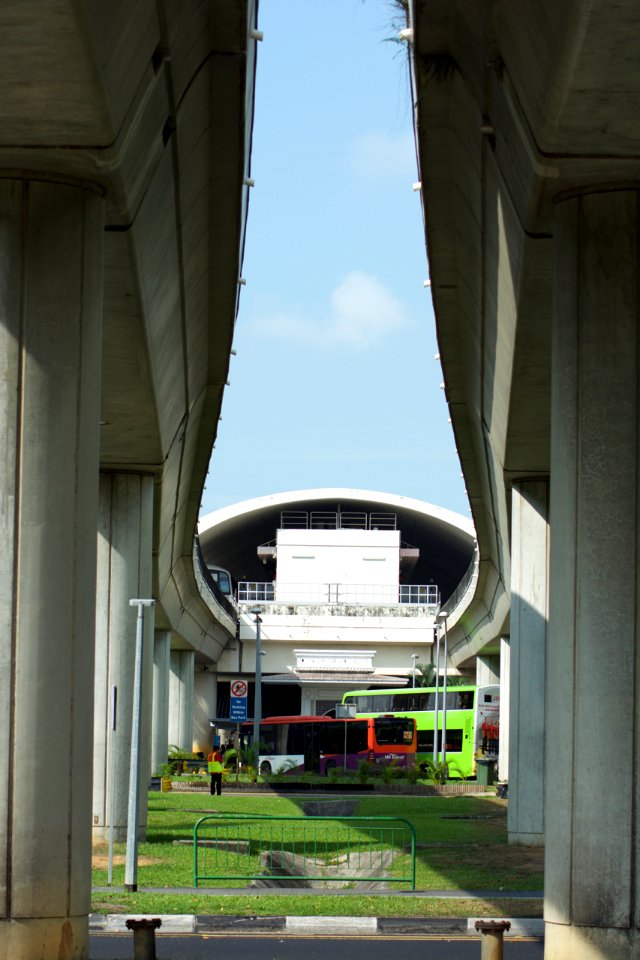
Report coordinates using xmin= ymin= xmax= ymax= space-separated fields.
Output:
xmin=230 ymin=678 xmax=247 ymax=720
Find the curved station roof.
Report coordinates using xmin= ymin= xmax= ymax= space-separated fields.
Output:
xmin=199 ymin=488 xmax=475 ymax=605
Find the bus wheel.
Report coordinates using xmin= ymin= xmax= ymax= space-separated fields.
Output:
xmin=260 ymin=761 xmax=272 ymax=776
xmin=325 ymin=760 xmax=337 ymax=776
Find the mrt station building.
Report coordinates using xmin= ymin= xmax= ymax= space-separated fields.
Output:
xmin=197 ymin=488 xmax=479 ymax=730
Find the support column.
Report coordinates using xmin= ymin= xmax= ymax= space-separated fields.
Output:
xmin=151 ymin=631 xmax=171 ymax=775
xmin=168 ymin=650 xmax=195 ymax=752
xmin=93 ymin=473 xmax=154 ymax=842
xmin=193 ymin=669 xmax=217 ymax=755
xmin=545 ymin=189 xmax=640 ymax=958
xmin=476 ymin=655 xmax=500 ymax=686
xmin=498 ymin=637 xmax=510 ymax=783
xmin=0 ymin=179 xmax=104 ymax=959
xmin=508 ymin=479 xmax=549 ymax=846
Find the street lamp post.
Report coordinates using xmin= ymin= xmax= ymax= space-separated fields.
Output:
xmin=433 ymin=624 xmax=441 ymax=764
xmin=442 ymin=616 xmax=449 ymax=767
xmin=435 ymin=610 xmax=448 ymax=767
xmin=125 ymin=598 xmax=155 ymax=893
xmin=250 ymin=606 xmax=263 ymax=759
xmin=411 ymin=654 xmax=419 ymax=688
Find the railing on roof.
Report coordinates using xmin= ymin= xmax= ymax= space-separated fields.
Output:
xmin=279 ymin=510 xmax=397 ymax=531
xmin=237 ymin=581 xmax=439 ymax=607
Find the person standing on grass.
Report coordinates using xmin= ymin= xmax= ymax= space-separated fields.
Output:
xmin=208 ymin=747 xmax=224 ymax=796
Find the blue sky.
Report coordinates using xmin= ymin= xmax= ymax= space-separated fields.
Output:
xmin=200 ymin=0 xmax=468 ymax=519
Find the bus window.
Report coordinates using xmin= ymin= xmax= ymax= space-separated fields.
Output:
xmin=392 ymin=691 xmax=430 ymax=711
xmin=373 ymin=717 xmax=415 ymax=746
xmin=443 ymin=731 xmax=463 ymax=752
xmin=346 ymin=721 xmax=368 ymax=754
xmin=319 ymin=721 xmax=343 ymax=755
xmin=286 ymin=722 xmax=306 ymax=755
xmin=417 ymin=729 xmax=463 ymax=753
xmin=443 ymin=690 xmax=473 ymax=710
xmin=259 ymin=724 xmax=277 ymax=754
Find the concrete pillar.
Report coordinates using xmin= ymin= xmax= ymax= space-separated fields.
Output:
xmin=193 ymin=669 xmax=217 ymax=755
xmin=93 ymin=473 xmax=154 ymax=842
xmin=545 ymin=189 xmax=640 ymax=958
xmin=508 ymin=480 xmax=549 ymax=846
xmin=151 ymin=631 xmax=171 ymax=775
xmin=0 ymin=179 xmax=104 ymax=958
xmin=168 ymin=650 xmax=195 ymax=752
xmin=498 ymin=637 xmax=510 ymax=782
xmin=476 ymin=655 xmax=500 ymax=686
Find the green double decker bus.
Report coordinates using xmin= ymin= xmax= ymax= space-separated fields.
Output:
xmin=341 ymin=684 xmax=500 ymax=779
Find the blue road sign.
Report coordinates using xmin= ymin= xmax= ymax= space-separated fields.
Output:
xmin=230 ymin=697 xmax=247 ymax=721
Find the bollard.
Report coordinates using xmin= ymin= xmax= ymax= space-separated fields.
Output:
xmin=475 ymin=919 xmax=511 ymax=960
xmin=125 ymin=918 xmax=162 ymax=960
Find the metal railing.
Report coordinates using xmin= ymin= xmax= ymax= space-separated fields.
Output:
xmin=279 ymin=511 xmax=398 ymax=531
xmin=237 ymin=581 xmax=439 ymax=607
xmin=439 ymin=545 xmax=479 ymax=620
xmin=238 ymin=582 xmax=275 ymax=602
xmin=193 ymin=812 xmax=416 ymax=889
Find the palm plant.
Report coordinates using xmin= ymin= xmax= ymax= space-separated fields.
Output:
xmin=415 ymin=662 xmax=436 ymax=686
xmin=415 ymin=663 xmax=470 ymax=687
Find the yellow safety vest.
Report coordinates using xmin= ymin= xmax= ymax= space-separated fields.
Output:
xmin=207 ymin=753 xmax=223 ymax=773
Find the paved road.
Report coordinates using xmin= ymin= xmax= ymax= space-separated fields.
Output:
xmin=90 ymin=932 xmax=544 ymax=959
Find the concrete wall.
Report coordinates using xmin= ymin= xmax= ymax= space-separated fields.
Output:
xmin=275 ymin=528 xmax=400 ymax=602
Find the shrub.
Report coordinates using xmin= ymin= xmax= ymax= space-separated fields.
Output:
xmin=168 ymin=745 xmax=196 ymax=760
xmin=404 ymin=762 xmax=420 ymax=785
xmin=381 ymin=759 xmax=404 ymax=784
xmin=420 ymin=759 xmax=450 ymax=784
xmin=357 ymin=760 xmax=375 ymax=784
xmin=446 ymin=761 xmax=467 ymax=781
xmin=327 ymin=765 xmax=346 ymax=784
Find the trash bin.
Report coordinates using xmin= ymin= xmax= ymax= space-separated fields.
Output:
xmin=476 ymin=758 xmax=495 ymax=786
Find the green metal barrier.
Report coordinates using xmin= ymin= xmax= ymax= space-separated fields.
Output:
xmin=193 ymin=812 xmax=416 ymax=889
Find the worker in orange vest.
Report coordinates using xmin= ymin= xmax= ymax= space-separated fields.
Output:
xmin=207 ymin=747 xmax=224 ymax=796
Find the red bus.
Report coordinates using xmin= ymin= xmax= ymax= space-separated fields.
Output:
xmin=243 ymin=715 xmax=416 ymax=776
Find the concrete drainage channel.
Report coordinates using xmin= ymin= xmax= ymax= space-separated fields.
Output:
xmin=253 ymin=799 xmax=396 ymax=891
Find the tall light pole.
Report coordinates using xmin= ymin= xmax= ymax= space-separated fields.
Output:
xmin=125 ymin=598 xmax=155 ymax=892
xmin=433 ymin=623 xmax=441 ymax=764
xmin=411 ymin=654 xmax=419 ymax=688
xmin=442 ymin=615 xmax=449 ymax=767
xmin=435 ymin=610 xmax=448 ymax=767
xmin=250 ymin=606 xmax=262 ymax=758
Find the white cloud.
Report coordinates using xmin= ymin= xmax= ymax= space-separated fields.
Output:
xmin=252 ymin=271 xmax=410 ymax=349
xmin=345 ymin=129 xmax=416 ymax=181
xmin=328 ymin=271 xmax=408 ymax=345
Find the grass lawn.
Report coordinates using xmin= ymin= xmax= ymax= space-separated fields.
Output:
xmin=91 ymin=791 xmax=543 ymax=918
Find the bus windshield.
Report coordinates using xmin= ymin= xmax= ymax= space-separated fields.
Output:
xmin=373 ymin=716 xmax=415 ymax=745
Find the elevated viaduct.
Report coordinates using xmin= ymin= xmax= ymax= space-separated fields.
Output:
xmin=0 ymin=3 xmax=255 ymax=957
xmin=409 ymin=1 xmax=640 ymax=956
